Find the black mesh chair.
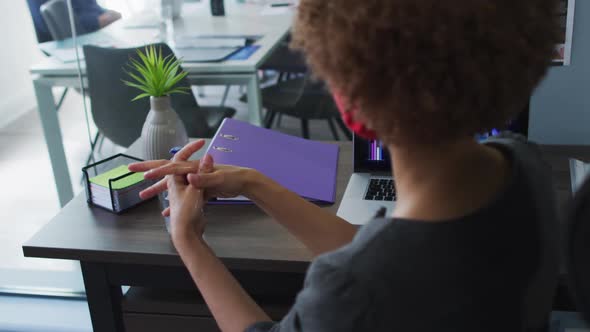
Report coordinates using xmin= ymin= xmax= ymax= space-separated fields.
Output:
xmin=255 ymin=75 xmax=351 ymax=140
xmin=83 ymin=43 xmax=236 ymax=162
xmin=254 ymin=33 xmax=308 ymax=127
xmin=260 ymin=42 xmax=307 ymax=82
xmin=566 ymin=176 xmax=590 ymax=325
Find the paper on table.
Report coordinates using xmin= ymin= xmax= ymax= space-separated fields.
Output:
xmin=89 ymin=165 xmax=145 ymax=190
xmin=40 ymin=32 xmax=126 ymax=63
xmin=50 ymin=48 xmax=84 ymax=63
xmin=174 ymin=36 xmax=247 ymax=49
xmin=122 ymin=12 xmax=160 ymax=29
xmin=174 ymin=47 xmax=241 ymax=62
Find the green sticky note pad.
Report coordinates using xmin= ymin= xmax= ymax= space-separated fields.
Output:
xmin=89 ymin=164 xmax=144 ymax=190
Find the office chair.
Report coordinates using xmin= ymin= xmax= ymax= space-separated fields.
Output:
xmin=566 ymin=176 xmax=590 ymax=325
xmin=39 ymin=0 xmax=80 ymax=110
xmin=40 ymin=0 xmax=78 ymax=41
xmin=244 ymin=75 xmax=351 ymax=140
xmin=260 ymin=38 xmax=307 ymax=83
xmin=83 ymin=43 xmax=236 ymax=164
xmin=256 ymin=34 xmax=307 ymax=127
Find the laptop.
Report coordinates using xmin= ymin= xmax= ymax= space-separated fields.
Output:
xmin=337 ymin=135 xmax=395 ymax=225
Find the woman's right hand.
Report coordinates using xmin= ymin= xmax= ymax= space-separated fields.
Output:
xmin=130 ymin=149 xmax=261 ymax=211
xmin=157 ymin=162 xmax=259 ymax=217
xmin=186 ymin=163 xmax=257 ymax=200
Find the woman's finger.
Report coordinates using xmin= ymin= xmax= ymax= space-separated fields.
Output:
xmin=172 ymin=139 xmax=206 ymax=162
xmin=139 ymin=178 xmax=167 ymax=199
xmin=162 ymin=207 xmax=171 ymax=217
xmin=187 ymin=172 xmax=224 ymax=189
xmin=144 ymin=160 xmax=201 ymax=179
xmin=199 ymin=154 xmax=214 ymax=173
xmin=128 ymin=159 xmax=170 ymax=172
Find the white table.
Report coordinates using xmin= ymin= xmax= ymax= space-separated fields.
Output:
xmin=31 ymin=1 xmax=293 ymax=207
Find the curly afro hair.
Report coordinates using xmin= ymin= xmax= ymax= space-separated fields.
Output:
xmin=291 ymin=0 xmax=560 ymax=145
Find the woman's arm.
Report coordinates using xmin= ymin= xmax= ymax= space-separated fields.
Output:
xmin=175 ymin=237 xmax=271 ymax=332
xmin=241 ymin=170 xmax=358 ymax=256
xmin=162 ymin=143 xmax=271 ymax=332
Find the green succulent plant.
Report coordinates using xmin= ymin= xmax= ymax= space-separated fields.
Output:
xmin=123 ymin=45 xmax=189 ymax=101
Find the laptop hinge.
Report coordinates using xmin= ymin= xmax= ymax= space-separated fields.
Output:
xmin=369 ymin=171 xmax=392 ymax=177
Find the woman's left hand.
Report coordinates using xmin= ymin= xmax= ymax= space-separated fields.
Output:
xmin=166 ymin=172 xmax=206 ymax=247
xmin=161 ymin=141 xmax=212 ymax=247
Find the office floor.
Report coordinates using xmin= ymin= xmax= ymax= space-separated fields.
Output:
xmin=0 ymin=83 xmax=346 ymax=290
xmin=0 ymin=295 xmax=91 ymax=332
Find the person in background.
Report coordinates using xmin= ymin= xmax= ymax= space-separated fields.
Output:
xmin=130 ymin=0 xmax=561 ymax=331
xmin=26 ymin=0 xmax=121 ymax=43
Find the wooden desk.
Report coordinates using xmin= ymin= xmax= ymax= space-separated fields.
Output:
xmin=23 ymin=140 xmax=351 ymax=332
xmin=22 ymin=142 xmax=590 ymax=331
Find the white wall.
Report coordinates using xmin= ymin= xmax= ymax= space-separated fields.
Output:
xmin=0 ymin=1 xmax=45 ymax=127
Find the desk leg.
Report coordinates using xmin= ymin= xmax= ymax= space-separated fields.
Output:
xmin=246 ymin=73 xmax=263 ymax=126
xmin=33 ymin=78 xmax=74 ymax=207
xmin=81 ymin=262 xmax=125 ymax=332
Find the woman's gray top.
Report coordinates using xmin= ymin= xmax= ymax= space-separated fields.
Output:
xmin=246 ymin=138 xmax=560 ymax=332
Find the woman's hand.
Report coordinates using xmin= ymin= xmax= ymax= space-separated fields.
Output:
xmin=186 ymin=164 xmax=257 ymax=199
xmin=128 ymin=140 xmax=207 ymax=200
xmin=159 ymin=163 xmax=258 ymax=217
xmin=162 ymin=141 xmax=211 ymax=246
xmin=166 ymin=172 xmax=206 ymax=246
xmin=129 ymin=142 xmax=261 ymax=206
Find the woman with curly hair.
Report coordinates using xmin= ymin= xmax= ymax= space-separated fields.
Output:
xmin=130 ymin=0 xmax=561 ymax=330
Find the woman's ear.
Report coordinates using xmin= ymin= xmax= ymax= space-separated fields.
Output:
xmin=330 ymin=89 xmax=379 ymax=140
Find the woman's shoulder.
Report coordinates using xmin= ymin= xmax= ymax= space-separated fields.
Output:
xmin=482 ymin=135 xmax=557 ymax=223
xmin=482 ymin=134 xmax=549 ymax=178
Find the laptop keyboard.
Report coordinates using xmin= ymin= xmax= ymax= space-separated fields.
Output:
xmin=364 ymin=178 xmax=396 ymax=201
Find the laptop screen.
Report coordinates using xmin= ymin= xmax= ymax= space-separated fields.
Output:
xmin=353 ymin=103 xmax=530 ymax=173
xmin=354 ymin=137 xmax=391 ymax=173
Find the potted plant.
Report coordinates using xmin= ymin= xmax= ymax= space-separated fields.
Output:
xmin=123 ymin=45 xmax=189 ymax=160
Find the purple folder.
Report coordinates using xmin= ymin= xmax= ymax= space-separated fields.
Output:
xmin=204 ymin=118 xmax=339 ymax=204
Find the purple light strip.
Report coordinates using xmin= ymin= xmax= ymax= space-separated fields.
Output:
xmin=374 ymin=141 xmax=377 ymax=160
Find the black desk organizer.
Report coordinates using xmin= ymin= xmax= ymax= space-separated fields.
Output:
xmin=82 ymin=153 xmax=155 ymax=214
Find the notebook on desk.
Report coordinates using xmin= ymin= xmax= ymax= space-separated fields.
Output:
xmin=204 ymin=119 xmax=339 ymax=204
xmin=174 ymin=47 xmax=243 ymax=62
xmin=173 ymin=36 xmax=258 ymax=62
xmin=38 ymin=31 xmax=126 ymax=63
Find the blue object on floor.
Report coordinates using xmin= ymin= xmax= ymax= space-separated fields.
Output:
xmin=228 ymin=45 xmax=261 ymax=60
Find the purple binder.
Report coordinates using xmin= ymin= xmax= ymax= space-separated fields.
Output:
xmin=204 ymin=118 xmax=339 ymax=204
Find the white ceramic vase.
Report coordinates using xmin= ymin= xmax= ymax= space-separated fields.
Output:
xmin=141 ymin=96 xmax=188 ymax=160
